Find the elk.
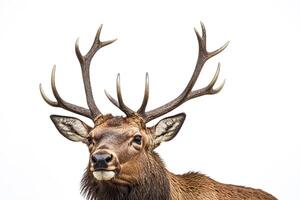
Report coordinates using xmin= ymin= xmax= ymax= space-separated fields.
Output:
xmin=40 ymin=23 xmax=277 ymax=200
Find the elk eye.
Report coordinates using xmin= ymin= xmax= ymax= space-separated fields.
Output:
xmin=88 ymin=137 xmax=94 ymax=145
xmin=133 ymin=135 xmax=142 ymax=145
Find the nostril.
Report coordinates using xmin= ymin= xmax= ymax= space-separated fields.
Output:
xmin=105 ymin=154 xmax=113 ymax=163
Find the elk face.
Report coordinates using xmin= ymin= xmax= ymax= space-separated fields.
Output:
xmin=50 ymin=113 xmax=186 ymax=182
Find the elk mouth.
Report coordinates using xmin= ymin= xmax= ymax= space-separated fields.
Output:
xmin=93 ymin=170 xmax=116 ymax=181
xmin=92 ymin=167 xmax=120 ymax=181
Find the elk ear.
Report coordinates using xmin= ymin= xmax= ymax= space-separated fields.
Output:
xmin=50 ymin=115 xmax=91 ymax=144
xmin=150 ymin=113 xmax=186 ymax=148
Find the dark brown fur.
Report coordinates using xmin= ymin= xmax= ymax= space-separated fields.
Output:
xmin=80 ymin=141 xmax=277 ymax=200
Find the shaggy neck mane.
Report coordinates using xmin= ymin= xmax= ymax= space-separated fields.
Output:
xmin=81 ymin=152 xmax=171 ymax=200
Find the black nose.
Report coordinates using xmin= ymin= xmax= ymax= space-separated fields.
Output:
xmin=91 ymin=153 xmax=113 ymax=169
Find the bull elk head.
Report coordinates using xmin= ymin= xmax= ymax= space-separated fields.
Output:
xmin=40 ymin=23 xmax=277 ymax=200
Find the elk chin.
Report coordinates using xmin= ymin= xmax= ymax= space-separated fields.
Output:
xmin=93 ymin=170 xmax=116 ymax=181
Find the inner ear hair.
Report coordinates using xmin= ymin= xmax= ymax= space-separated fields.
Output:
xmin=149 ymin=113 xmax=186 ymax=150
xmin=50 ymin=115 xmax=91 ymax=143
xmin=154 ymin=113 xmax=186 ymax=136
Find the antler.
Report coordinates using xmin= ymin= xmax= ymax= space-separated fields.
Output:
xmin=104 ymin=73 xmax=149 ymax=116
xmin=40 ymin=25 xmax=117 ymax=120
xmin=105 ymin=22 xmax=228 ymax=122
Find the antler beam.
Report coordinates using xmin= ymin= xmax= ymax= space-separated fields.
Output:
xmin=75 ymin=25 xmax=117 ymax=119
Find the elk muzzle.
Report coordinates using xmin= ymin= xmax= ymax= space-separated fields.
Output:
xmin=90 ymin=150 xmax=120 ymax=181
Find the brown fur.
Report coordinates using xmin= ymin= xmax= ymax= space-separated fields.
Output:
xmin=81 ymin=149 xmax=277 ymax=200
xmin=48 ymin=114 xmax=277 ymax=200
xmin=167 ymin=172 xmax=276 ymax=200
xmin=78 ymin=116 xmax=277 ymax=200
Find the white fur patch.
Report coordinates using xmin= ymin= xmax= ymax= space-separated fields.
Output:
xmin=93 ymin=171 xmax=115 ymax=181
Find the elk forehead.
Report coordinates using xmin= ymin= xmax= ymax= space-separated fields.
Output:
xmin=91 ymin=116 xmax=147 ymax=139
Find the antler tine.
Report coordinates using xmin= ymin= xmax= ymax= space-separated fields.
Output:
xmin=195 ymin=22 xmax=229 ymax=60
xmin=205 ymin=63 xmax=225 ymax=94
xmin=185 ymin=63 xmax=225 ymax=101
xmin=39 ymin=83 xmax=58 ymax=107
xmin=105 ymin=73 xmax=149 ymax=117
xmin=198 ymin=22 xmax=207 ymax=55
xmin=75 ymin=25 xmax=117 ymax=120
xmin=104 ymin=89 xmax=120 ymax=108
xmin=137 ymin=73 xmax=149 ymax=115
xmin=39 ymin=65 xmax=92 ymax=118
xmin=116 ymin=74 xmax=135 ymax=116
xmin=142 ymin=22 xmax=229 ymax=122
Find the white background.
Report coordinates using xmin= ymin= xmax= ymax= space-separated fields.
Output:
xmin=0 ymin=0 xmax=299 ymax=199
